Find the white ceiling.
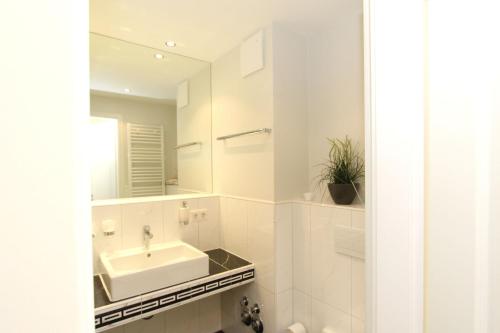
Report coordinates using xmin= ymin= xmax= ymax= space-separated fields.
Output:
xmin=90 ymin=33 xmax=208 ymax=100
xmin=90 ymin=0 xmax=355 ymax=62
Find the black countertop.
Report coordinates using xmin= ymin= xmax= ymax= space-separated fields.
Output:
xmin=94 ymin=248 xmax=251 ymax=308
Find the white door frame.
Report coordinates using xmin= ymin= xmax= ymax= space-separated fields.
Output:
xmin=363 ymin=0 xmax=424 ymax=332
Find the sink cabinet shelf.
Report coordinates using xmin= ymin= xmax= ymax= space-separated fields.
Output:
xmin=94 ymin=248 xmax=254 ymax=332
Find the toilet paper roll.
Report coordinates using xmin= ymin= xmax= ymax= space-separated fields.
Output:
xmin=322 ymin=327 xmax=335 ymax=333
xmin=287 ymin=322 xmax=306 ymax=333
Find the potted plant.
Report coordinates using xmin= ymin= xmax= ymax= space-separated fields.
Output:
xmin=317 ymin=136 xmax=364 ymax=205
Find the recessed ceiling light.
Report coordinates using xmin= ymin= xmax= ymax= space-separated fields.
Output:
xmin=124 ymin=88 xmax=131 ymax=93
xmin=165 ymin=40 xmax=176 ymax=48
xmin=154 ymin=53 xmax=165 ymax=59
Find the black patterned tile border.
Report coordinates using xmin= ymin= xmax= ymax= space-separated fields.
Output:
xmin=95 ymin=268 xmax=254 ymax=331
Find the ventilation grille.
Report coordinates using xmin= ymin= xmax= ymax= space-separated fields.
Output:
xmin=127 ymin=123 xmax=165 ymax=197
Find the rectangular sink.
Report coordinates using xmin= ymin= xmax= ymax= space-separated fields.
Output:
xmin=99 ymin=241 xmax=209 ymax=301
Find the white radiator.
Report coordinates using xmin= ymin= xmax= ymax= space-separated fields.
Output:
xmin=127 ymin=123 xmax=165 ymax=197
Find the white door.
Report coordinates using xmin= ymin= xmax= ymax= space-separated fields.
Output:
xmin=90 ymin=117 xmax=119 ymax=200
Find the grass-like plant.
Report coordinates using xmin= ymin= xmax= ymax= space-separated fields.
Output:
xmin=317 ymin=136 xmax=364 ymax=186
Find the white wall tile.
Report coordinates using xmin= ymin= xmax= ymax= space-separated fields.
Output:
xmin=220 ymin=197 xmax=248 ymax=259
xmin=351 ymin=211 xmax=365 ymax=229
xmin=311 ymin=299 xmax=351 ymax=333
xmin=92 ymin=205 xmax=122 ymax=274
xmin=275 ymin=203 xmax=293 ymax=293
xmin=311 ymin=205 xmax=351 ymax=313
xmin=198 ymin=295 xmax=222 ymax=333
xmin=221 ymin=287 xmax=246 ymax=333
xmin=333 ymin=207 xmax=352 ymax=227
xmin=220 ymin=282 xmax=276 ymax=333
xmin=198 ymin=197 xmax=221 ymax=251
xmin=122 ymin=202 xmax=164 ymax=249
xmin=165 ymin=301 xmax=199 ymax=333
xmin=292 ymin=203 xmax=311 ymax=295
xmin=247 ymin=201 xmax=275 ymax=292
xmin=292 ymin=290 xmax=312 ymax=333
xmin=221 ymin=286 xmax=255 ymax=333
xmin=276 ymin=289 xmax=293 ymax=333
xmin=245 ymin=283 xmax=276 ymax=333
xmin=351 ymin=258 xmax=365 ymax=320
xmin=163 ymin=199 xmax=199 ymax=247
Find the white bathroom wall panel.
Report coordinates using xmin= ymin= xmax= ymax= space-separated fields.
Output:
xmin=311 ymin=298 xmax=351 ymax=333
xmin=425 ymin=1 xmax=490 ymax=332
xmin=311 ymin=205 xmax=352 ymax=313
xmin=219 ymin=196 xmax=295 ymax=333
xmin=0 ymin=0 xmax=93 ymax=332
xmin=293 ymin=290 xmax=312 ymax=332
xmin=491 ymin=89 xmax=500 ymax=332
xmin=176 ymin=66 xmax=213 ymax=193
xmin=275 ymin=203 xmax=293 ymax=293
xmin=292 ymin=203 xmax=312 ymax=296
xmin=219 ymin=196 xmax=275 ymax=293
xmin=212 ymin=27 xmax=275 ymax=201
xmin=272 ymin=24 xmax=309 ymax=202
xmin=292 ymin=202 xmax=365 ymax=333
xmin=221 ymin=283 xmax=277 ymax=333
xmin=306 ymin=0 xmax=365 ymax=203
xmin=220 ymin=197 xmax=250 ymax=259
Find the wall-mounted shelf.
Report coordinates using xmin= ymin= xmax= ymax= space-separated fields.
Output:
xmin=216 ymin=128 xmax=272 ymax=141
xmin=174 ymin=141 xmax=202 ymax=150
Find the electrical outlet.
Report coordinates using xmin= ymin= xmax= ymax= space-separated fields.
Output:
xmin=198 ymin=209 xmax=208 ymax=221
xmin=189 ymin=209 xmax=208 ymax=222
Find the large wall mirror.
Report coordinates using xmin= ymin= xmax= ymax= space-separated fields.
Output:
xmin=90 ymin=33 xmax=212 ymax=200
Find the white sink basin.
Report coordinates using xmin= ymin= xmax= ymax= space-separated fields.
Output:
xmin=99 ymin=241 xmax=209 ymax=301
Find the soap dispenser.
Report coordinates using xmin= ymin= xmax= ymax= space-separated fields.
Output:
xmin=179 ymin=201 xmax=190 ymax=225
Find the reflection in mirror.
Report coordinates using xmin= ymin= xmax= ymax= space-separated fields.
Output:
xmin=90 ymin=33 xmax=212 ymax=200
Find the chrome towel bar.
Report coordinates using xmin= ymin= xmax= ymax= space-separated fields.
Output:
xmin=216 ymin=128 xmax=272 ymax=141
xmin=174 ymin=141 xmax=202 ymax=150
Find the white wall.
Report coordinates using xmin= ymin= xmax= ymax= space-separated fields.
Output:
xmin=273 ymin=24 xmax=309 ymax=202
xmin=212 ymin=27 xmax=275 ymax=201
xmin=90 ymin=93 xmax=177 ymax=196
xmin=425 ymin=1 xmax=500 ymax=332
xmin=177 ymin=66 xmax=213 ymax=193
xmin=219 ymin=197 xmax=293 ymax=333
xmin=0 ymin=0 xmax=93 ymax=332
xmin=490 ymin=103 xmax=500 ymax=332
xmin=306 ymin=0 xmax=365 ymax=203
xmin=292 ymin=202 xmax=365 ymax=333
